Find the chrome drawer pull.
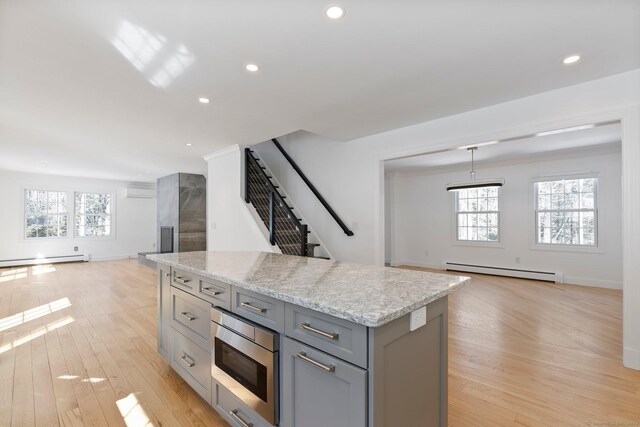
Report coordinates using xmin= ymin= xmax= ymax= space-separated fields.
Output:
xmin=180 ymin=312 xmax=196 ymax=321
xmin=240 ymin=302 xmax=266 ymax=314
xmin=300 ymin=323 xmax=339 ymax=340
xmin=202 ymin=287 xmax=222 ymax=297
xmin=174 ymin=276 xmax=191 ymax=285
xmin=296 ymin=352 xmax=335 ymax=373
xmin=180 ymin=353 xmax=195 ymax=368
xmin=229 ymin=409 xmax=253 ymax=427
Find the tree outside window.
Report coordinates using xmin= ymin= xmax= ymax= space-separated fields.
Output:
xmin=25 ymin=190 xmax=68 ymax=238
xmin=455 ymin=187 xmax=500 ymax=242
xmin=75 ymin=192 xmax=112 ymax=237
xmin=535 ymin=177 xmax=597 ymax=246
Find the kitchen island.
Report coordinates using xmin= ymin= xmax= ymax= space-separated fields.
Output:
xmin=148 ymin=251 xmax=469 ymax=427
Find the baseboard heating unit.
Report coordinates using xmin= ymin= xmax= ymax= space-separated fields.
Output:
xmin=0 ymin=254 xmax=88 ymax=268
xmin=442 ymin=262 xmax=563 ymax=283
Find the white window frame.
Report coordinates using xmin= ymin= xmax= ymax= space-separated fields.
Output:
xmin=23 ymin=189 xmax=70 ymax=240
xmin=452 ymin=187 xmax=502 ymax=247
xmin=73 ymin=191 xmax=116 ymax=239
xmin=532 ymin=173 xmax=599 ymax=252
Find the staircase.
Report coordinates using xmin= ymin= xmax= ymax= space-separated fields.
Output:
xmin=244 ymin=149 xmax=323 ymax=257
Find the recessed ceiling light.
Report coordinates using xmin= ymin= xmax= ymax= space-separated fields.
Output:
xmin=326 ymin=5 xmax=345 ymax=19
xmin=198 ymin=97 xmax=210 ymax=104
xmin=186 ymin=143 xmax=192 ymax=146
xmin=563 ymin=55 xmax=580 ymax=64
xmin=245 ymin=64 xmax=260 ymax=72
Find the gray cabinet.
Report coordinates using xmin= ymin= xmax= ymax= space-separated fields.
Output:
xmin=157 ymin=265 xmax=172 ymax=361
xmin=212 ymin=379 xmax=273 ymax=427
xmin=170 ymin=286 xmax=212 ymax=351
xmin=282 ymin=337 xmax=367 ymax=427
xmin=285 ymin=303 xmax=368 ymax=369
xmin=171 ymin=328 xmax=211 ymax=404
xmin=232 ymin=287 xmax=285 ymax=333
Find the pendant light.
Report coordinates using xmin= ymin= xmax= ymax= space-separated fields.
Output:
xmin=446 ymin=147 xmax=505 ymax=192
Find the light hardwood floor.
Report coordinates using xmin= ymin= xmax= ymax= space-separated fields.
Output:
xmin=401 ymin=266 xmax=640 ymax=427
xmin=0 ymin=259 xmax=638 ymax=426
xmin=0 ymin=260 xmax=227 ymax=427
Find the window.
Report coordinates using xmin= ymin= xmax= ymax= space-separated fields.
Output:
xmin=455 ymin=187 xmax=500 ymax=242
xmin=25 ymin=190 xmax=69 ymax=238
xmin=74 ymin=192 xmax=112 ymax=237
xmin=534 ymin=177 xmax=597 ymax=246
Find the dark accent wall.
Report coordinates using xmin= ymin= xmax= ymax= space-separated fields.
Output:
xmin=157 ymin=173 xmax=206 ymax=252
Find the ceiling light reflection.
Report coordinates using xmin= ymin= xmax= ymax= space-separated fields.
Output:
xmin=149 ymin=44 xmax=195 ymax=88
xmin=112 ymin=20 xmax=195 ymax=89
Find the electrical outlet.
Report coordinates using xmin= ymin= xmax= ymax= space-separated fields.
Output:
xmin=410 ymin=306 xmax=427 ymax=331
xmin=515 ymin=257 xmax=521 ymax=264
xmin=74 ymin=246 xmax=78 ymax=252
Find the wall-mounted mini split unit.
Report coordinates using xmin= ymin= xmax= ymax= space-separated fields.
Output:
xmin=125 ymin=188 xmax=156 ymax=199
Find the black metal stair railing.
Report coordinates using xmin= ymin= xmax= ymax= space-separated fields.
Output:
xmin=271 ymin=138 xmax=354 ymax=236
xmin=245 ymin=149 xmax=308 ymax=256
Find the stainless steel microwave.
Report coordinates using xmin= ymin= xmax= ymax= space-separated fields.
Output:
xmin=211 ymin=307 xmax=279 ymax=425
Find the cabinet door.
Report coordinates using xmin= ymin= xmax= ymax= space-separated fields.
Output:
xmin=282 ymin=337 xmax=367 ymax=427
xmin=157 ymin=265 xmax=172 ymax=361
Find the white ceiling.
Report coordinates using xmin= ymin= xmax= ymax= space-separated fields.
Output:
xmin=384 ymin=122 xmax=622 ymax=173
xmin=0 ymin=1 xmax=638 ymax=182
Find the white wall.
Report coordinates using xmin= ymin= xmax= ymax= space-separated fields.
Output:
xmin=253 ymin=138 xmax=373 ymax=263
xmin=204 ymin=145 xmax=275 ymax=253
xmin=249 ymin=69 xmax=640 ymax=369
xmin=254 ymin=70 xmax=639 ymax=266
xmin=390 ymin=147 xmax=623 ymax=289
xmin=0 ymin=169 xmax=156 ymax=261
xmin=384 ymin=175 xmax=394 ymax=264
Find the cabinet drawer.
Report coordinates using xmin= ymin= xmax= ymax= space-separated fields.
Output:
xmin=197 ymin=278 xmax=231 ymax=310
xmin=171 ymin=286 xmax=211 ymax=351
xmin=282 ymin=337 xmax=367 ymax=427
xmin=285 ymin=304 xmax=368 ymax=368
xmin=212 ymin=380 xmax=273 ymax=427
xmin=232 ymin=288 xmax=284 ymax=333
xmin=172 ymin=268 xmax=198 ymax=294
xmin=171 ymin=330 xmax=211 ymax=404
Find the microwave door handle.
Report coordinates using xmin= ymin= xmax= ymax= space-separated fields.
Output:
xmin=229 ymin=409 xmax=253 ymax=427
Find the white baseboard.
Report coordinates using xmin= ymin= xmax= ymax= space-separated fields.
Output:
xmin=624 ymin=347 xmax=640 ymax=371
xmin=562 ymin=275 xmax=622 ymax=290
xmin=390 ymin=260 xmax=443 ymax=270
xmin=0 ymin=254 xmax=88 ymax=267
xmin=89 ymin=254 xmax=138 ymax=262
xmin=391 ymin=260 xmax=622 ymax=289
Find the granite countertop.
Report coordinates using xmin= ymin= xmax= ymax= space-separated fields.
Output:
xmin=147 ymin=251 xmax=469 ymax=328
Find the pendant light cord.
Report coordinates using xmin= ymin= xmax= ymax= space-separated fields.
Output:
xmin=468 ymin=147 xmax=477 ymax=181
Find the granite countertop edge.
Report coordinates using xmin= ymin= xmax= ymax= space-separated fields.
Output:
xmin=148 ymin=254 xmax=470 ymax=328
